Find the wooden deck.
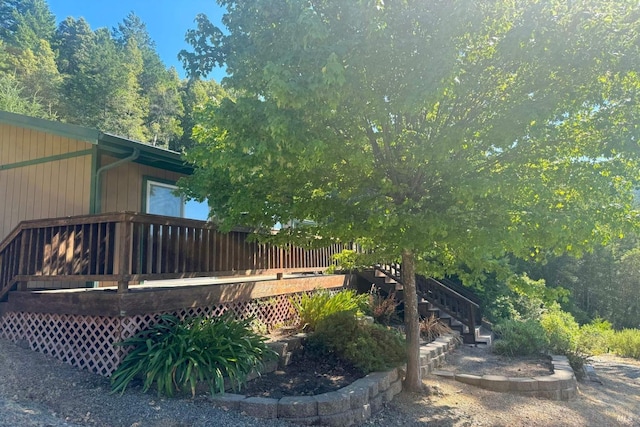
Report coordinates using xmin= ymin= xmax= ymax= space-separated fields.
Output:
xmin=0 ymin=211 xmax=351 ymax=301
xmin=2 ymin=273 xmax=352 ymax=317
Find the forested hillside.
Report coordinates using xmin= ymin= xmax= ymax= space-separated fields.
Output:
xmin=0 ymin=0 xmax=224 ymax=151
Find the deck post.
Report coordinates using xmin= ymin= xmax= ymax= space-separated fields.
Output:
xmin=16 ymin=230 xmax=29 ymax=291
xmin=117 ymin=218 xmax=132 ymax=294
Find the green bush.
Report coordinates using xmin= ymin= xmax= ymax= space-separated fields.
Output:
xmin=110 ymin=314 xmax=276 ymax=397
xmin=540 ymin=304 xmax=580 ymax=355
xmin=492 ymin=319 xmax=549 ymax=356
xmin=292 ymin=289 xmax=368 ymax=331
xmin=577 ymin=318 xmax=614 ymax=356
xmin=610 ymin=329 xmax=640 ymax=359
xmin=308 ymin=311 xmax=406 ymax=373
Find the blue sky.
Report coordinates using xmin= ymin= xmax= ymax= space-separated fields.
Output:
xmin=46 ymin=0 xmax=227 ymax=82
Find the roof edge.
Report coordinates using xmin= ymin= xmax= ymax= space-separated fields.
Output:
xmin=0 ymin=110 xmax=101 ymax=143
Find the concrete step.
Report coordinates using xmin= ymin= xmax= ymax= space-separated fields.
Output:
xmin=474 ymin=326 xmax=493 ymax=346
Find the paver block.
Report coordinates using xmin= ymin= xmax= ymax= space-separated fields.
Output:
xmin=433 ymin=370 xmax=455 ymax=379
xmin=561 ymin=388 xmax=577 ymax=401
xmin=320 ymin=410 xmax=355 ymax=427
xmin=240 ymin=396 xmax=278 ymax=419
xmin=383 ymin=379 xmax=402 ymax=403
xmin=316 ymin=391 xmax=350 ymax=416
xmin=278 ymin=395 xmax=318 ymax=418
xmin=508 ymin=378 xmax=538 ymax=392
xmin=515 ymin=390 xmax=539 ymax=397
xmin=535 ymin=376 xmax=561 ymax=391
xmin=341 ymin=382 xmax=369 ymax=409
xmin=209 ymin=393 xmax=245 ymax=410
xmin=553 ymin=375 xmax=576 ymax=389
xmin=388 ymin=368 xmax=399 ymax=383
xmin=481 ymin=375 xmax=510 ymax=392
xmin=370 ymin=394 xmax=383 ymax=414
xmin=354 ymin=403 xmax=372 ymax=422
xmin=359 ymin=376 xmax=379 ymax=399
xmin=455 ymin=374 xmax=482 ymax=386
xmin=267 ymin=341 xmax=288 ymax=358
xmin=284 ymin=416 xmax=320 ymax=425
xmin=538 ymin=389 xmax=562 ymax=400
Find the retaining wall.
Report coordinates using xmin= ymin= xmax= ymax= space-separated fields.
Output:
xmin=211 ymin=333 xmax=461 ymax=426
xmin=434 ymin=354 xmax=578 ymax=401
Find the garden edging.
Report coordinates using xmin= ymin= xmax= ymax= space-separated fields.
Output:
xmin=433 ymin=354 xmax=578 ymax=401
xmin=209 ymin=333 xmax=461 ymax=426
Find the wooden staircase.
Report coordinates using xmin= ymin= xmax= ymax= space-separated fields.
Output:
xmin=357 ymin=264 xmax=489 ymax=344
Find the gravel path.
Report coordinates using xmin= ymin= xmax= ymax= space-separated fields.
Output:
xmin=1 ymin=338 xmax=639 ymax=426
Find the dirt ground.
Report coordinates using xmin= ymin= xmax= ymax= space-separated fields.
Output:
xmin=364 ymin=345 xmax=640 ymax=427
xmin=0 ymin=338 xmax=638 ymax=426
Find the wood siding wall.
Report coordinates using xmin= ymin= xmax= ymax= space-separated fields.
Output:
xmin=0 ymin=124 xmax=92 ymax=242
xmin=100 ymin=155 xmax=184 ymax=213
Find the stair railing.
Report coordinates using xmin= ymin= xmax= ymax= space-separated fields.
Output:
xmin=374 ymin=264 xmax=481 ymax=339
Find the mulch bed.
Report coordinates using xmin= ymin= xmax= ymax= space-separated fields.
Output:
xmin=241 ymin=347 xmax=365 ymax=399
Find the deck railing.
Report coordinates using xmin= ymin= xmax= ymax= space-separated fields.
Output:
xmin=0 ymin=212 xmax=349 ymax=301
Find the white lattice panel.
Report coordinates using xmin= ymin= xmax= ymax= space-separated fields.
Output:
xmin=0 ymin=288 xmax=340 ymax=377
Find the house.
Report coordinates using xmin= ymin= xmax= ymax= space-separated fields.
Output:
xmin=0 ymin=109 xmax=205 ymax=244
xmin=0 ymin=110 xmax=351 ymax=376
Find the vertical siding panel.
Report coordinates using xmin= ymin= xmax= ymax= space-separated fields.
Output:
xmin=54 ymin=135 xmax=69 ymax=217
xmin=127 ymin=163 xmax=139 ymax=211
xmin=42 ymin=131 xmax=54 ymax=220
xmin=5 ymin=125 xmax=18 ymax=231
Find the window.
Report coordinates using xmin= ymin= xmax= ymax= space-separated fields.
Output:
xmin=145 ymin=179 xmax=209 ymax=221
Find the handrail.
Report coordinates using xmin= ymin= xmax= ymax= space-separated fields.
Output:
xmin=375 ymin=263 xmax=480 ymax=309
xmin=0 ymin=212 xmax=349 ymax=301
xmin=374 ymin=263 xmax=482 ymax=341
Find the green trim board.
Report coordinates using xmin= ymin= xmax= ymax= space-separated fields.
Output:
xmin=99 ymin=134 xmax=192 ymax=175
xmin=0 ymin=110 xmax=100 ymax=143
xmin=0 ymin=149 xmax=93 ymax=171
xmin=0 ymin=110 xmax=192 ymax=175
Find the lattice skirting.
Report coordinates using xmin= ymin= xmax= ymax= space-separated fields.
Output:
xmin=0 ymin=289 xmax=339 ymax=377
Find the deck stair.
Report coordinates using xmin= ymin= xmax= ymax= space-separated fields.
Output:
xmin=358 ymin=264 xmax=488 ymax=344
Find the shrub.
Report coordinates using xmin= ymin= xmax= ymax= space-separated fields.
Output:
xmin=492 ymin=319 xmax=549 ymax=356
xmin=110 ymin=314 xmax=276 ymax=397
xmin=420 ymin=314 xmax=457 ymax=343
xmin=540 ymin=305 xmax=580 ymax=355
xmin=368 ymin=287 xmax=400 ymax=325
xmin=610 ymin=329 xmax=640 ymax=359
xmin=577 ymin=318 xmax=614 ymax=356
xmin=292 ymin=289 xmax=368 ymax=331
xmin=308 ymin=311 xmax=406 ymax=373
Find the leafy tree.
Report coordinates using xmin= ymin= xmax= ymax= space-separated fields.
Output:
xmin=54 ymin=17 xmax=96 ymax=76
xmin=58 ymin=23 xmax=148 ymax=140
xmin=0 ymin=73 xmax=49 ymax=117
xmin=180 ymin=0 xmax=640 ymax=390
xmin=113 ymin=12 xmax=183 ymax=147
xmin=177 ymin=77 xmax=228 ymax=150
xmin=0 ymin=0 xmax=55 ymax=49
xmin=7 ymin=39 xmax=61 ymax=115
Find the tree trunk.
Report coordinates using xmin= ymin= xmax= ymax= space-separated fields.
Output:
xmin=401 ymin=249 xmax=422 ymax=391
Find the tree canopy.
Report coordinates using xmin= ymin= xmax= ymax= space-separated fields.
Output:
xmin=181 ymin=0 xmax=640 ymax=389
xmin=0 ymin=0 xmax=222 ymax=150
